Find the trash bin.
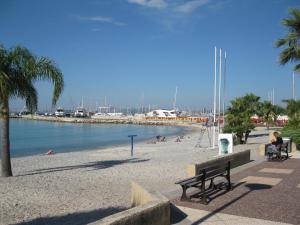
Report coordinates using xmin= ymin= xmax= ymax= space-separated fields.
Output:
xmin=282 ymin=137 xmax=292 ymax=153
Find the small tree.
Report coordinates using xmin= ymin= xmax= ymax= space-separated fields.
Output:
xmin=223 ymin=94 xmax=260 ymax=144
xmin=271 ymin=105 xmax=286 ymax=124
xmin=257 ymin=102 xmax=286 ymax=128
xmin=257 ymin=101 xmax=273 ymax=129
xmin=282 ymin=99 xmax=300 ymax=120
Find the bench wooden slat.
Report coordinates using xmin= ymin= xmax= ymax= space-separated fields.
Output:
xmin=199 ymin=161 xmax=230 ymax=173
xmin=175 ymin=173 xmax=203 ymax=185
xmin=205 ymin=168 xmax=228 ymax=179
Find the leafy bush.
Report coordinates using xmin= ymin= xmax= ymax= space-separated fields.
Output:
xmin=281 ymin=125 xmax=300 ymax=150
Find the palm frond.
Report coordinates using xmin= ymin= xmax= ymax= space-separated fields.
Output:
xmin=279 ymin=47 xmax=298 ymax=65
xmin=33 ymin=57 xmax=64 ymax=106
xmin=275 ymin=38 xmax=288 ymax=47
xmin=9 ymin=73 xmax=38 ymax=113
xmin=294 ymin=63 xmax=300 ymax=72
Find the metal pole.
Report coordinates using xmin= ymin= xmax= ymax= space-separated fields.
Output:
xmin=293 ymin=71 xmax=295 ymax=100
xmin=223 ymin=51 xmax=226 ymax=126
xmin=128 ymin=135 xmax=137 ymax=157
xmin=212 ymin=47 xmax=217 ymax=148
xmin=218 ymin=48 xmax=222 ymax=133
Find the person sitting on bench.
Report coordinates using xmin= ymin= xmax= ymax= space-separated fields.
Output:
xmin=267 ymin=131 xmax=283 ymax=158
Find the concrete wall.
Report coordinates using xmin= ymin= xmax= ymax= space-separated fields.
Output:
xmin=89 ymin=182 xmax=170 ymax=225
xmin=187 ymin=150 xmax=251 ymax=177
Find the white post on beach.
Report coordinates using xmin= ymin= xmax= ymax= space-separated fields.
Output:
xmin=128 ymin=135 xmax=137 ymax=157
xmin=212 ymin=46 xmax=217 ymax=148
xmin=218 ymin=48 xmax=222 ymax=133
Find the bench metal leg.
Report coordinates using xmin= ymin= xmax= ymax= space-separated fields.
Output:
xmin=180 ymin=185 xmax=189 ymax=201
xmin=226 ymin=173 xmax=232 ymax=191
xmin=209 ymin=179 xmax=215 ymax=189
xmin=200 ymin=179 xmax=208 ymax=205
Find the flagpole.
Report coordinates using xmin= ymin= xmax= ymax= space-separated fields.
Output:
xmin=218 ymin=48 xmax=222 ymax=133
xmin=223 ymin=51 xmax=226 ymax=126
xmin=212 ymin=47 xmax=217 ymax=148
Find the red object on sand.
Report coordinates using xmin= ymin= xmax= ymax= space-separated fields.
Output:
xmin=47 ymin=150 xmax=54 ymax=155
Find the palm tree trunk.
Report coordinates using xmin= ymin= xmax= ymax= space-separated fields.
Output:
xmin=1 ymin=98 xmax=13 ymax=177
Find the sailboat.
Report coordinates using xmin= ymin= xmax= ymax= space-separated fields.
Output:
xmin=74 ymin=97 xmax=87 ymax=118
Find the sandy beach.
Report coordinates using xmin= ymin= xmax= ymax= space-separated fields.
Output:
xmin=0 ymin=127 xmax=270 ymax=225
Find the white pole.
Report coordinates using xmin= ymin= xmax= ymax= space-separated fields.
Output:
xmin=218 ymin=48 xmax=222 ymax=133
xmin=213 ymin=46 xmax=217 ymax=148
xmin=272 ymin=88 xmax=275 ymax=105
xmin=173 ymin=86 xmax=178 ymax=110
xmin=223 ymin=51 xmax=226 ymax=126
xmin=293 ymin=71 xmax=295 ymax=100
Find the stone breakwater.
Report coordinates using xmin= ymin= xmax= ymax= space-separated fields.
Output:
xmin=19 ymin=115 xmax=202 ymax=128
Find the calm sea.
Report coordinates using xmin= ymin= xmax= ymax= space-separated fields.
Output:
xmin=0 ymin=119 xmax=184 ymax=158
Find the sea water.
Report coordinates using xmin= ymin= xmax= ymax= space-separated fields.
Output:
xmin=0 ymin=119 xmax=184 ymax=157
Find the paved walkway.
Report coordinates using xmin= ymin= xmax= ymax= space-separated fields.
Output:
xmin=172 ymin=152 xmax=300 ymax=225
xmin=176 ymin=206 xmax=292 ymax=225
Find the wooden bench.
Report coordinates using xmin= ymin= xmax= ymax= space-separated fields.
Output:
xmin=175 ymin=161 xmax=232 ymax=204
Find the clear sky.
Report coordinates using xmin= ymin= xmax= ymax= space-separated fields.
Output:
xmin=1 ymin=0 xmax=300 ymax=112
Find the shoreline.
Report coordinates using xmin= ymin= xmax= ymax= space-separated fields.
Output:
xmin=7 ymin=119 xmax=199 ymax=159
xmin=10 ymin=127 xmax=199 ymax=160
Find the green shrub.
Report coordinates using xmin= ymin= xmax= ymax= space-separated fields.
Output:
xmin=281 ymin=127 xmax=300 ymax=147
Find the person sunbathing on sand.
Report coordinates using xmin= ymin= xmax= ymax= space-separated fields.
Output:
xmin=46 ymin=149 xmax=55 ymax=155
xmin=175 ymin=136 xmax=181 ymax=142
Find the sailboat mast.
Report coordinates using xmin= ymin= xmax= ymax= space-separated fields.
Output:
xmin=173 ymin=86 xmax=178 ymax=110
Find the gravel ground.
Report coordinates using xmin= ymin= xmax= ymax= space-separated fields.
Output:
xmin=0 ymin=127 xmax=270 ymax=225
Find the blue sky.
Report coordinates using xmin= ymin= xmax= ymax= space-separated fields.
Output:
xmin=1 ymin=0 xmax=300 ymax=111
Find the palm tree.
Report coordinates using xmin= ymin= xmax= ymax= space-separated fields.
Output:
xmin=282 ymin=99 xmax=300 ymax=119
xmin=258 ymin=101 xmax=273 ymax=129
xmin=275 ymin=8 xmax=300 ymax=72
xmin=0 ymin=45 xmax=64 ymax=177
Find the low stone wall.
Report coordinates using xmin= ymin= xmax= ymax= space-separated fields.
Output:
xmin=187 ymin=150 xmax=251 ymax=177
xmin=89 ymin=182 xmax=170 ymax=225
